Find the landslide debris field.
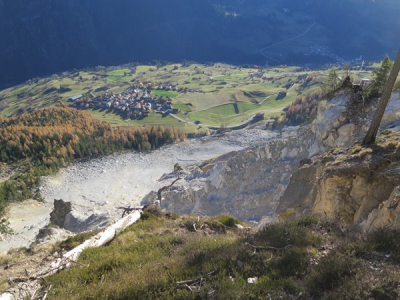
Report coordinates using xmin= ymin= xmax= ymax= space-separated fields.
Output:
xmin=0 ymin=63 xmax=373 ymax=131
xmin=0 ymin=129 xmax=276 ymax=253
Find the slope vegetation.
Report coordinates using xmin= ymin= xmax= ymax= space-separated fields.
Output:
xmin=3 ymin=211 xmax=399 ymax=299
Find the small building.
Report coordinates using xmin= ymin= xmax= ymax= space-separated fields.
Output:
xmin=67 ymin=94 xmax=83 ymax=102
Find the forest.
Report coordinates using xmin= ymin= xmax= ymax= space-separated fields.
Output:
xmin=0 ymin=107 xmax=185 ymax=214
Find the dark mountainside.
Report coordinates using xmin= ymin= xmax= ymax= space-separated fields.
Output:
xmin=1 ymin=0 xmax=399 ymax=88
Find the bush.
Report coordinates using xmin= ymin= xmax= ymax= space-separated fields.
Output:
xmin=255 ymin=220 xmax=321 ymax=248
xmin=213 ymin=214 xmax=243 ymax=227
xmin=367 ymin=227 xmax=400 ymax=257
xmin=305 ymin=252 xmax=357 ymax=298
xmin=268 ymin=248 xmax=309 ymax=279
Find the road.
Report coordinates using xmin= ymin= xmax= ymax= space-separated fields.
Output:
xmin=260 ymin=19 xmax=317 ymax=63
xmin=169 ymin=111 xmax=264 ymax=131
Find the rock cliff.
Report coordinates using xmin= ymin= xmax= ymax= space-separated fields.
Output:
xmin=144 ymin=127 xmax=314 ymax=220
xmin=276 ymin=90 xmax=400 ymax=230
xmin=149 ymin=89 xmax=400 ymax=228
xmin=276 ymin=129 xmax=400 ymax=231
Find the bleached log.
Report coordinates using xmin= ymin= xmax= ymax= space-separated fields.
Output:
xmin=49 ymin=210 xmax=142 ymax=274
xmin=0 ymin=293 xmax=13 ymax=300
xmin=0 ymin=210 xmax=142 ymax=300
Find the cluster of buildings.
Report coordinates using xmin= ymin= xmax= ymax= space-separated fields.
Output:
xmin=68 ymin=85 xmax=180 ymax=119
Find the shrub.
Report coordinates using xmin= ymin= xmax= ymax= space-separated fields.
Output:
xmin=305 ymin=252 xmax=357 ymax=298
xmin=268 ymin=248 xmax=309 ymax=279
xmin=213 ymin=214 xmax=243 ymax=227
xmin=255 ymin=220 xmax=321 ymax=248
xmin=366 ymin=227 xmax=400 ymax=258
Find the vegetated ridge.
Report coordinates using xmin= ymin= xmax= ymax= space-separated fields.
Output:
xmin=3 ymin=210 xmax=400 ymax=299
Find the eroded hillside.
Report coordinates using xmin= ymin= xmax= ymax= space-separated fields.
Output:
xmin=149 ymin=90 xmax=400 ymax=227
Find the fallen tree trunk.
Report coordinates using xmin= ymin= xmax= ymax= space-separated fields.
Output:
xmin=0 ymin=210 xmax=142 ymax=300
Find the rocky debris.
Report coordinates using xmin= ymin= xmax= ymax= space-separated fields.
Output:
xmin=143 ymin=126 xmax=314 ymax=221
xmin=31 ymin=225 xmax=72 ymax=248
xmin=49 ymin=199 xmax=110 ymax=233
xmin=0 ymin=128 xmax=272 ymax=253
xmin=50 ymin=199 xmax=72 ymax=228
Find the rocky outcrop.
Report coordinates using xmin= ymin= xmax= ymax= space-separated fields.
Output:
xmin=276 ymin=130 xmax=400 ymax=231
xmin=312 ymin=90 xmax=400 ymax=152
xmin=50 ymin=199 xmax=109 ymax=233
xmin=143 ymin=126 xmax=315 ymax=220
xmin=146 ymin=90 xmax=400 ymax=224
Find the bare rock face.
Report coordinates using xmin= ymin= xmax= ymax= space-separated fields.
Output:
xmin=144 ymin=90 xmax=400 ymax=225
xmin=143 ymin=127 xmax=315 ymax=221
xmin=276 ymin=131 xmax=400 ymax=231
xmin=310 ymin=90 xmax=400 ymax=154
xmin=49 ymin=199 xmax=110 ymax=233
xmin=363 ymin=186 xmax=400 ymax=230
xmin=50 ymin=199 xmax=72 ymax=228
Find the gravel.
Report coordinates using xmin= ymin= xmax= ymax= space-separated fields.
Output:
xmin=1 ymin=128 xmax=277 ymax=253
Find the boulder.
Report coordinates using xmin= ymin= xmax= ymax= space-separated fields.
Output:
xmin=50 ymin=199 xmax=110 ymax=233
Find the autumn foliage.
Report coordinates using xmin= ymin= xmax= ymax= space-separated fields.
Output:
xmin=273 ymin=92 xmax=321 ymax=128
xmin=0 ymin=107 xmax=185 ymax=214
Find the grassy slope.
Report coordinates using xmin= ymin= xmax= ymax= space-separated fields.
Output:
xmin=0 ymin=63 xmax=373 ymax=132
xmin=9 ymin=212 xmax=396 ymax=300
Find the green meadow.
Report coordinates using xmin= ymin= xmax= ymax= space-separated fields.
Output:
xmin=0 ymin=62 xmax=374 ymax=132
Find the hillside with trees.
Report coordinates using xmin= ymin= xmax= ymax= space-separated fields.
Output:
xmin=272 ymin=92 xmax=321 ymax=128
xmin=0 ymin=107 xmax=185 ymax=214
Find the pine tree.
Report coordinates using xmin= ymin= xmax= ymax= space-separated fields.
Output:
xmin=326 ymin=68 xmax=340 ymax=92
xmin=369 ymin=55 xmax=393 ymax=98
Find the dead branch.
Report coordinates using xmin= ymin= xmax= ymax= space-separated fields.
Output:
xmin=117 ymin=205 xmax=144 ymax=218
xmin=176 ymin=269 xmax=218 ymax=290
xmin=41 ymin=285 xmax=52 ymax=300
xmin=157 ymin=177 xmax=182 ymax=202
xmin=8 ymin=277 xmax=38 ymax=284
xmin=245 ymin=242 xmax=292 ymax=254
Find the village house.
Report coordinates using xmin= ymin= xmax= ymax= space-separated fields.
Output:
xmin=67 ymin=94 xmax=83 ymax=102
xmin=70 ymin=81 xmax=187 ymax=118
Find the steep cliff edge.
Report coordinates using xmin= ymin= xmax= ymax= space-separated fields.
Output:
xmin=277 ymin=129 xmax=400 ymax=231
xmin=143 ymin=127 xmax=314 ymax=220
xmin=276 ymin=90 xmax=400 ymax=230
xmin=149 ymin=89 xmax=400 ymax=224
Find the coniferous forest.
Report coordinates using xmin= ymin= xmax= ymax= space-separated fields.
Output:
xmin=0 ymin=107 xmax=185 ymax=213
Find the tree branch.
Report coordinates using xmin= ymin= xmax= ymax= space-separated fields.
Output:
xmin=157 ymin=177 xmax=182 ymax=202
xmin=176 ymin=269 xmax=218 ymax=290
xmin=245 ymin=242 xmax=292 ymax=254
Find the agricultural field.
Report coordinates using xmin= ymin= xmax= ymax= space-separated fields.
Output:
xmin=0 ymin=63 xmax=373 ymax=132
